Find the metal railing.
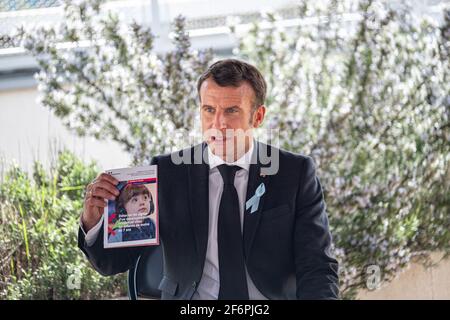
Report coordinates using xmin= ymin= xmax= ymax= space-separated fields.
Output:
xmin=0 ymin=0 xmax=60 ymax=12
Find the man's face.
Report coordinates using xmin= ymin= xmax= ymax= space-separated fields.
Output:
xmin=124 ymin=193 xmax=150 ymax=216
xmin=199 ymin=78 xmax=265 ymax=161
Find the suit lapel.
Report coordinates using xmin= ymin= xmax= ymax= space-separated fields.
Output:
xmin=187 ymin=141 xmax=273 ymax=262
xmin=243 ymin=141 xmax=270 ymax=259
xmin=187 ymin=143 xmax=210 ymax=263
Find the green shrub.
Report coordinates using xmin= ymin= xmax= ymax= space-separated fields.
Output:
xmin=0 ymin=150 xmax=126 ymax=299
xmin=232 ymin=0 xmax=449 ymax=298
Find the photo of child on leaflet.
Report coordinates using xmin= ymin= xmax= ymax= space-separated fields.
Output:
xmin=108 ymin=182 xmax=156 ymax=243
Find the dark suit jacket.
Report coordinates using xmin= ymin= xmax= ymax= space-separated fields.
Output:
xmin=78 ymin=141 xmax=339 ymax=299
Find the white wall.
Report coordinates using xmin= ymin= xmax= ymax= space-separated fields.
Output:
xmin=358 ymin=252 xmax=450 ymax=300
xmin=0 ymin=87 xmax=131 ymax=173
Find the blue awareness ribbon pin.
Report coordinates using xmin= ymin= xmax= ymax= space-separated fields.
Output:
xmin=246 ymin=182 xmax=266 ymax=214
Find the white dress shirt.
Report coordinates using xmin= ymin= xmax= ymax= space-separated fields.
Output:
xmin=80 ymin=140 xmax=267 ymax=300
xmin=192 ymin=141 xmax=267 ymax=300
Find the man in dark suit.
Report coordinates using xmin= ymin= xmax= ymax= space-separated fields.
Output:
xmin=78 ymin=59 xmax=339 ymax=299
